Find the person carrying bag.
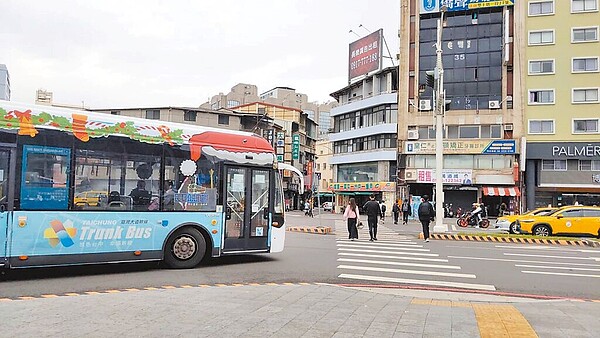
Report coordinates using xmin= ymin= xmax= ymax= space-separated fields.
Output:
xmin=343 ymin=198 xmax=360 ymax=240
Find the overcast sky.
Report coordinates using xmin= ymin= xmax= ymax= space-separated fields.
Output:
xmin=1 ymin=0 xmax=400 ymax=108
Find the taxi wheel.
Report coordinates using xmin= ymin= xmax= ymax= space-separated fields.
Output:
xmin=533 ymin=224 xmax=551 ymax=237
xmin=509 ymin=222 xmax=518 ymax=234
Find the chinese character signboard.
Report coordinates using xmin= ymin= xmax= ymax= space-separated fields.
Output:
xmin=348 ymin=29 xmax=383 ymax=81
xmin=420 ymin=0 xmax=515 ymax=14
xmin=417 ymin=169 xmax=473 ymax=184
xmin=328 ymin=181 xmax=396 ymax=192
xmin=292 ymin=134 xmax=300 ymax=160
xmin=405 ymin=139 xmax=517 ymax=154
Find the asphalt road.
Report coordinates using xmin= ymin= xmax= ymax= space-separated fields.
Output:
xmin=1 ymin=211 xmax=599 ymax=300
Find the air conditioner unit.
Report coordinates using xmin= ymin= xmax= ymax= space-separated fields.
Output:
xmin=488 ymin=100 xmax=501 ymax=109
xmin=419 ymin=99 xmax=432 ymax=111
xmin=405 ymin=170 xmax=417 ymax=181
xmin=504 ymin=123 xmax=514 ymax=131
xmin=407 ymin=130 xmax=419 ymax=140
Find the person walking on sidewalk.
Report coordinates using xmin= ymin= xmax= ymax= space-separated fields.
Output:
xmin=379 ymin=200 xmax=387 ymax=223
xmin=401 ymin=199 xmax=411 ymax=225
xmin=343 ymin=198 xmax=360 ymax=241
xmin=392 ymin=200 xmax=400 ymax=224
xmin=418 ymin=195 xmax=435 ymax=242
xmin=363 ymin=194 xmax=381 ymax=241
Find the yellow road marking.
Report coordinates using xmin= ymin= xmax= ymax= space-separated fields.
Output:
xmin=40 ymin=294 xmax=59 ymax=298
xmin=106 ymin=290 xmax=121 ymax=293
xmin=144 ymin=287 xmax=159 ymax=291
xmin=162 ymin=285 xmax=176 ymax=289
xmin=18 ymin=296 xmax=36 ymax=300
xmin=232 ymin=283 xmax=244 ymax=287
xmin=265 ymin=283 xmax=278 ymax=286
xmin=214 ymin=284 xmax=228 ymax=287
xmin=473 ymin=304 xmax=538 ymax=338
xmin=283 ymin=282 xmax=294 ymax=285
xmin=180 ymin=285 xmax=193 ymax=288
xmin=124 ymin=288 xmax=140 ymax=292
xmin=248 ymin=283 xmax=261 ymax=286
xmin=198 ymin=284 xmax=211 ymax=288
xmin=64 ymin=293 xmax=79 ymax=297
xmin=85 ymin=291 xmax=101 ymax=295
xmin=0 ymin=298 xmax=13 ymax=302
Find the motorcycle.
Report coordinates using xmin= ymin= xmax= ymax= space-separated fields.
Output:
xmin=455 ymin=207 xmax=464 ymax=218
xmin=457 ymin=212 xmax=490 ymax=228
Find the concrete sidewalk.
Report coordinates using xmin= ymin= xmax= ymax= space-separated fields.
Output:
xmin=1 ymin=283 xmax=597 ymax=337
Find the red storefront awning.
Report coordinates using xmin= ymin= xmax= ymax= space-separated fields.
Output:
xmin=483 ymin=186 xmax=521 ymax=197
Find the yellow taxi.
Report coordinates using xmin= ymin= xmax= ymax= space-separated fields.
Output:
xmin=495 ymin=207 xmax=557 ymax=234
xmin=516 ymin=206 xmax=600 ymax=238
xmin=74 ymin=191 xmax=108 ymax=207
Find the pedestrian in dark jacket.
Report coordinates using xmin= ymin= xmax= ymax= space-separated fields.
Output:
xmin=418 ymin=195 xmax=435 ymax=242
xmin=392 ymin=200 xmax=400 ymax=224
xmin=401 ymin=199 xmax=411 ymax=224
xmin=362 ymin=194 xmax=381 ymax=241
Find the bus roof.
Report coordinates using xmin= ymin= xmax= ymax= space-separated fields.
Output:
xmin=0 ymin=101 xmax=275 ymax=157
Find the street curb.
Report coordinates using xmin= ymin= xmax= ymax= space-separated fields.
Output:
xmin=420 ymin=233 xmax=599 ymax=247
xmin=286 ymin=226 xmax=332 ymax=235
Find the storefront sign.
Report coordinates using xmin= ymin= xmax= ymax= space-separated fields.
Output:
xmin=292 ymin=134 xmax=300 ymax=160
xmin=482 ymin=140 xmax=516 ymax=154
xmin=329 ymin=181 xmax=395 ymax=192
xmin=405 ymin=140 xmax=517 ymax=154
xmin=420 ymin=0 xmax=514 ymax=14
xmin=416 ymin=169 xmax=473 ymax=184
xmin=527 ymin=142 xmax=600 ymax=160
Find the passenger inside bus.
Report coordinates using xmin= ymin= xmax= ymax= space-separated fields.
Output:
xmin=130 ymin=180 xmax=151 ymax=209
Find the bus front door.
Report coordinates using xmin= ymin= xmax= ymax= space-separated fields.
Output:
xmin=223 ymin=166 xmax=271 ymax=253
xmin=0 ymin=145 xmax=16 ymax=267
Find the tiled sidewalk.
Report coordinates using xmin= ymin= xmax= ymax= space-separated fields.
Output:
xmin=1 ymin=283 xmax=598 ymax=337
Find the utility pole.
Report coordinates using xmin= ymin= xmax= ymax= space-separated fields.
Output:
xmin=433 ymin=6 xmax=448 ymax=233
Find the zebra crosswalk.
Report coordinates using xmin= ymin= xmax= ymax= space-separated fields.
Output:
xmin=335 ymin=221 xmax=496 ymax=291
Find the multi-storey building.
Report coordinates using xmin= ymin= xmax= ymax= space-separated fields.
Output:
xmin=398 ymin=1 xmax=525 ymax=215
xmin=329 ymin=66 xmax=399 ymax=212
xmin=315 ymin=138 xmax=334 ymax=205
xmin=524 ymin=0 xmax=600 ymax=208
xmin=0 ymin=64 xmax=10 ymax=101
xmin=232 ymin=101 xmax=317 ymax=209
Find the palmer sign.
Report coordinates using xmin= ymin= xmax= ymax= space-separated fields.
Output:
xmin=527 ymin=142 xmax=600 ymax=160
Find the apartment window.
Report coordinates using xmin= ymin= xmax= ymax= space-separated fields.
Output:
xmin=418 ymin=126 xmax=436 ymax=139
xmin=529 ymin=1 xmax=554 ymax=15
xmin=528 ymin=60 xmax=555 ymax=74
xmin=459 ymin=125 xmax=480 ymax=139
xmin=573 ymin=119 xmax=599 ymax=133
xmin=145 ymin=109 xmax=160 ymax=120
xmin=572 ymin=27 xmax=599 ymax=42
xmin=542 ymin=160 xmax=567 ymax=171
xmin=579 ymin=160 xmax=600 ymax=170
xmin=572 ymin=57 xmax=599 ymax=72
xmin=529 ymin=30 xmax=554 ymax=45
xmin=110 ymin=110 xmax=120 ymax=115
xmin=572 ymin=0 xmax=598 ymax=12
xmin=529 ymin=120 xmax=555 ymax=134
xmin=573 ymin=88 xmax=599 ymax=103
xmin=218 ymin=114 xmax=229 ymax=125
xmin=227 ymin=100 xmax=240 ymax=108
xmin=528 ymin=89 xmax=555 ymax=104
xmin=184 ymin=111 xmax=197 ymax=122
xmin=480 ymin=125 xmax=502 ymax=138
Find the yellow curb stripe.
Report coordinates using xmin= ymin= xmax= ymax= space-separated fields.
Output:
xmin=162 ymin=286 xmax=176 ymax=289
xmin=265 ymin=282 xmax=278 ymax=286
xmin=124 ymin=288 xmax=140 ymax=292
xmin=105 ymin=290 xmax=121 ymax=293
xmin=299 ymin=282 xmax=311 ymax=285
xmin=180 ymin=285 xmax=193 ymax=288
xmin=248 ymin=283 xmax=261 ymax=286
xmin=40 ymin=294 xmax=59 ymax=298
xmin=283 ymin=282 xmax=295 ymax=285
xmin=18 ymin=296 xmax=36 ymax=300
xmin=85 ymin=291 xmax=101 ymax=295
xmin=144 ymin=287 xmax=159 ymax=290
xmin=214 ymin=284 xmax=228 ymax=287
xmin=64 ymin=293 xmax=79 ymax=296
xmin=0 ymin=298 xmax=13 ymax=302
xmin=473 ymin=304 xmax=538 ymax=338
xmin=232 ymin=283 xmax=244 ymax=287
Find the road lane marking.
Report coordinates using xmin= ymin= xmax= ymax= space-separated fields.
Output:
xmin=472 ymin=304 xmax=538 ymax=338
xmin=336 ymin=239 xmax=420 ymax=245
xmin=494 ymin=245 xmax=579 ymax=251
xmin=336 ymin=243 xmax=430 ymax=252
xmin=338 ymin=248 xmax=439 ymax=257
xmin=339 ymin=252 xmax=449 ymax=262
xmin=448 ymin=255 xmax=600 ymax=266
xmin=337 ymin=258 xmax=461 ymax=270
xmin=515 ymin=264 xmax=600 ymax=272
xmin=504 ymin=253 xmax=597 ymax=260
xmin=338 ymin=273 xmax=496 ymax=291
xmin=337 ymin=265 xmax=476 ymax=278
xmin=521 ymin=270 xmax=600 ymax=278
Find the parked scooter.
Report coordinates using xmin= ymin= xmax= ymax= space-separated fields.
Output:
xmin=457 ymin=204 xmax=490 ymax=228
xmin=455 ymin=207 xmax=464 ymax=218
xmin=443 ymin=204 xmax=454 ymax=218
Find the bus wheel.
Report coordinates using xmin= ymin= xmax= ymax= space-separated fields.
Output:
xmin=164 ymin=227 xmax=206 ymax=269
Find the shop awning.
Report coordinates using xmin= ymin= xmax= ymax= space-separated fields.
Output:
xmin=483 ymin=186 xmax=521 ymax=197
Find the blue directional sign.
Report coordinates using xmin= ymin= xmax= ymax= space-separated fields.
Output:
xmin=421 ymin=0 xmax=515 ymax=14
xmin=482 ymin=140 xmax=516 ymax=154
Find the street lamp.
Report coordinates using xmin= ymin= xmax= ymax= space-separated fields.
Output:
xmin=433 ymin=6 xmax=448 ymax=233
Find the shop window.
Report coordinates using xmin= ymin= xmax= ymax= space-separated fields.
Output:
xmin=579 ymin=160 xmax=600 ymax=171
xmin=542 ymin=160 xmax=567 ymax=171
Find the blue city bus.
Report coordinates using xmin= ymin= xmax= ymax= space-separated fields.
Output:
xmin=0 ymin=102 xmax=285 ymax=269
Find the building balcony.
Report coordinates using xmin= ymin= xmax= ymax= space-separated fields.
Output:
xmin=330 ymin=92 xmax=397 ymax=117
xmin=330 ymin=123 xmax=398 ymax=142
xmin=330 ymin=149 xmax=396 ymax=165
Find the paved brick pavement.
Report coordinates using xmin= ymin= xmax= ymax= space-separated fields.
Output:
xmin=1 ymin=283 xmax=598 ymax=337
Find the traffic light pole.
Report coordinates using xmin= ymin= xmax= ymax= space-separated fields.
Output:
xmin=433 ymin=9 xmax=446 ymax=233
